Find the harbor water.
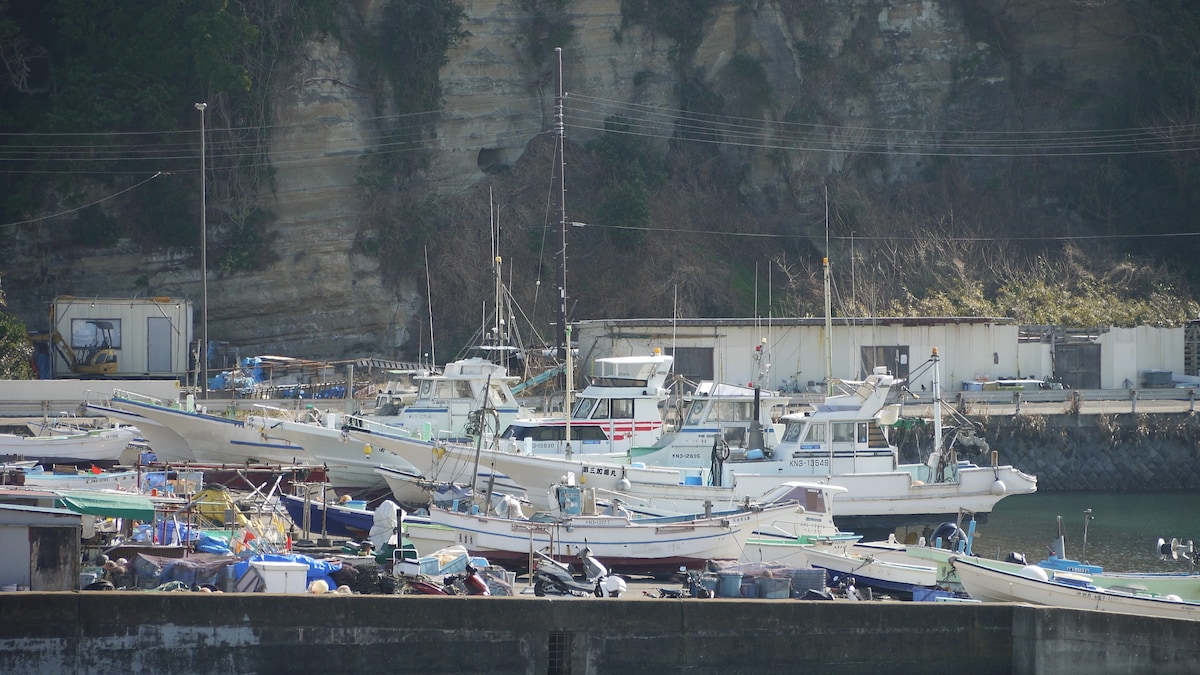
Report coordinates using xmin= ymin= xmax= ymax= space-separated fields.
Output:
xmin=962 ymin=491 xmax=1200 ymax=573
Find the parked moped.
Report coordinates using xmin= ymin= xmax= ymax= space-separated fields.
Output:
xmin=532 ymin=546 xmax=625 ymax=598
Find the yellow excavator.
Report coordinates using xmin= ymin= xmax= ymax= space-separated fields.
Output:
xmin=29 ymin=320 xmax=119 ymax=376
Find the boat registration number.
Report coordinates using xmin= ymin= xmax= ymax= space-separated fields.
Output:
xmin=789 ymin=458 xmax=830 ymax=468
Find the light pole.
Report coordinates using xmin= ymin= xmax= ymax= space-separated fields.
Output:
xmin=195 ymin=102 xmax=208 ymax=398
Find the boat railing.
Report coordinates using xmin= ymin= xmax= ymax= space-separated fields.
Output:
xmin=343 ymin=414 xmax=418 ymax=439
xmin=249 ymin=403 xmax=300 ymax=423
xmin=110 ymin=388 xmax=180 ymax=409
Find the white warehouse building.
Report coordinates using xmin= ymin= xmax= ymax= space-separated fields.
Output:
xmin=572 ymin=318 xmax=1185 ymax=394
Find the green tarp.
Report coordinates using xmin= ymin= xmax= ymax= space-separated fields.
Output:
xmin=55 ymin=492 xmax=155 ymax=521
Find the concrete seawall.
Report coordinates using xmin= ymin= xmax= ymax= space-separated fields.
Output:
xmin=1 ymin=593 xmax=1198 ymax=674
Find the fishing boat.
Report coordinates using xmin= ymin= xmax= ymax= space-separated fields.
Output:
xmin=246 ymin=407 xmax=420 ymax=497
xmin=742 ymin=483 xmax=863 ymax=566
xmin=630 ymin=380 xmax=790 ymax=468
xmin=860 ymin=511 xmax=1200 ymax=601
xmin=279 ymin=492 xmax=375 ymax=540
xmin=246 ymin=357 xmax=530 ymax=497
xmin=0 ymin=425 xmax=136 ymax=466
xmin=951 ymin=555 xmax=1200 ymax=621
xmin=409 ymin=491 xmax=801 ymax=576
xmin=18 ymin=464 xmax=141 ymax=491
xmin=497 ymin=352 xmax=675 ymax=457
xmin=84 ymin=397 xmax=196 ymax=462
xmin=97 ymin=389 xmax=314 ymax=466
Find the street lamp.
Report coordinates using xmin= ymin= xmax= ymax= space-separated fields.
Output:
xmin=195 ymin=102 xmax=208 ymax=398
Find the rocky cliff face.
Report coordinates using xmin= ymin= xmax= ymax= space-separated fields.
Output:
xmin=2 ymin=0 xmax=1138 ymax=361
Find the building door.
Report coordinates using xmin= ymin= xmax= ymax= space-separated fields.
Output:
xmin=147 ymin=317 xmax=173 ymax=373
xmin=1055 ymin=342 xmax=1100 ymax=389
xmin=669 ymin=347 xmax=713 ymax=391
xmin=861 ymin=345 xmax=909 ymax=381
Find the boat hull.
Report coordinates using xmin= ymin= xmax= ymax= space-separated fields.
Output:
xmin=280 ymin=494 xmax=374 ymax=540
xmin=108 ymin=396 xmax=313 ymax=466
xmin=953 ymin=556 xmax=1200 ymax=621
xmin=419 ymin=504 xmax=784 ymax=575
xmin=347 ymin=426 xmax=1035 ymax=530
xmin=0 ymin=427 xmax=135 ymax=466
xmin=248 ymin=416 xmax=418 ymax=494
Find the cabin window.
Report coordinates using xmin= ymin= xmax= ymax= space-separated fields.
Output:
xmin=591 ymin=399 xmax=611 ymax=419
xmin=712 ymin=401 xmax=752 ymax=422
xmin=684 ymin=400 xmax=707 ymax=426
xmin=455 ymin=381 xmax=474 ymax=398
xmin=419 ymin=381 xmax=433 ymax=398
xmin=803 ymin=423 xmax=826 ymax=444
xmin=571 ymin=398 xmax=597 ymax=419
xmin=610 ymin=399 xmax=634 ymax=419
xmin=801 ymin=488 xmax=828 ymax=514
xmin=486 ymin=382 xmax=510 ymax=407
xmin=782 ymin=421 xmax=803 ymax=443
xmin=857 ymin=423 xmax=868 ymax=444
xmin=832 ymin=423 xmax=855 ymax=443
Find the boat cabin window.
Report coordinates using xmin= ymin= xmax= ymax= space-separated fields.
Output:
xmin=711 ymin=400 xmax=752 ymax=422
xmin=501 ymin=425 xmax=609 ymax=442
xmin=798 ymin=487 xmax=828 ymax=514
xmin=571 ymin=397 xmax=597 ymax=419
xmin=610 ymin=399 xmax=633 ymax=419
xmin=591 ymin=398 xmax=611 ymax=419
xmin=781 ymin=420 xmax=804 ymax=443
xmin=832 ymin=422 xmax=855 ymax=443
xmin=857 ymin=423 xmax=868 ymax=444
xmin=419 ymin=381 xmax=434 ymax=399
xmin=485 ymin=382 xmax=513 ymax=407
xmin=684 ymin=400 xmax=707 ymax=426
xmin=804 ymin=423 xmax=826 ymax=444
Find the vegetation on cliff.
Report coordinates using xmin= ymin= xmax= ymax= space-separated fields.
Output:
xmin=1 ymin=1 xmax=1199 ymax=362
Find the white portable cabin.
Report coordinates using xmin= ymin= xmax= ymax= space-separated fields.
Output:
xmin=49 ymin=296 xmax=193 ymax=379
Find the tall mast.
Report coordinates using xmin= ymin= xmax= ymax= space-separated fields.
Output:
xmin=554 ymin=46 xmax=573 ymax=455
xmin=555 ymin=46 xmax=568 ymax=366
xmin=823 ymin=186 xmax=833 ymax=396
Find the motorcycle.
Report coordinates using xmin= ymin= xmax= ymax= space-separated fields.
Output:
xmin=404 ymin=564 xmax=492 ymax=596
xmin=646 ymin=567 xmax=712 ymax=599
xmin=532 ymin=546 xmax=626 ymax=598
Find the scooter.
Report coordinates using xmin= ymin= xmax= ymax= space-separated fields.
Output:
xmin=532 ymin=546 xmax=625 ymax=598
xmin=405 ymin=564 xmax=491 ymax=596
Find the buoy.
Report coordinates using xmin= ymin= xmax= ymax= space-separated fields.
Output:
xmin=991 ymin=479 xmax=1007 ymax=495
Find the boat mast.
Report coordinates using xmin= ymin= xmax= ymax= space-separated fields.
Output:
xmin=823 ymin=186 xmax=833 ymax=396
xmin=554 ymin=47 xmax=574 ymax=455
xmin=932 ymin=347 xmax=943 ymax=478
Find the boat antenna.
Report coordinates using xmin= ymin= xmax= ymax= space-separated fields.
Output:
xmin=823 ymin=185 xmax=833 ymax=396
xmin=424 ymin=245 xmax=436 ymax=369
xmin=1080 ymin=508 xmax=1094 ymax=562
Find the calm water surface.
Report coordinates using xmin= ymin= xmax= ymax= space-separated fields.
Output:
xmin=968 ymin=491 xmax=1200 ymax=573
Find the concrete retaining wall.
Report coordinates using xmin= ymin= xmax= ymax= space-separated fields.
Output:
xmin=1 ymin=593 xmax=1197 ymax=674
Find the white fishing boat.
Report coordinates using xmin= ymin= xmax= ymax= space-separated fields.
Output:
xmin=860 ymin=513 xmax=1200 ymax=601
xmin=410 ymin=489 xmax=800 ymax=576
xmin=0 ymin=425 xmax=136 ymax=466
xmin=630 ymin=380 xmax=790 ymax=467
xmin=742 ymin=483 xmax=863 ymax=567
xmin=18 ymin=465 xmax=141 ymax=491
xmin=246 ymin=407 xmax=420 ymax=497
xmin=246 ymin=357 xmax=531 ymax=496
xmin=99 ymin=389 xmax=314 ymax=466
xmin=952 ymin=555 xmax=1200 ymax=621
xmin=374 ymin=463 xmax=527 ymax=508
xmin=351 ymin=357 xmax=531 ymax=442
xmin=85 ymin=398 xmax=197 ymax=462
xmin=496 ymin=352 xmax=675 ymax=457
